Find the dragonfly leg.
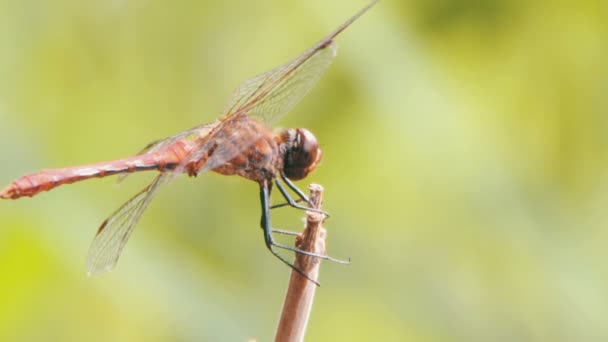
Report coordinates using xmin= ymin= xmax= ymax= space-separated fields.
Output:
xmin=270 ymin=228 xmax=300 ymax=236
xmin=260 ymin=181 xmax=320 ymax=285
xmin=281 ymin=173 xmax=313 ymax=204
xmin=270 ymin=198 xmax=304 ymax=210
xmin=258 ymin=183 xmax=298 ymax=235
xmin=275 ymin=177 xmax=330 ymax=218
xmin=259 ymin=181 xmax=350 ymax=282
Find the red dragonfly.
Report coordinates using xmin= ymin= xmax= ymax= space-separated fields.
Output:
xmin=1 ymin=1 xmax=377 ymax=280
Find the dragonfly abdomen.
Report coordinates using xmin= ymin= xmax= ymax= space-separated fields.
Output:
xmin=0 ymin=140 xmax=192 ymax=199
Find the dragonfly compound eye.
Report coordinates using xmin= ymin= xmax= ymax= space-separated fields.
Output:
xmin=283 ymin=128 xmax=322 ymax=180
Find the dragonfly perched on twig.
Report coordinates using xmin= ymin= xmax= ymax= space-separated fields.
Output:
xmin=1 ymin=1 xmax=377 ymax=282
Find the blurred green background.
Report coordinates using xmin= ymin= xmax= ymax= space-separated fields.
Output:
xmin=1 ymin=0 xmax=607 ymax=341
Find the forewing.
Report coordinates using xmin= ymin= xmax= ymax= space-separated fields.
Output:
xmin=222 ymin=0 xmax=378 ymax=125
xmin=87 ymin=173 xmax=168 ymax=275
xmin=175 ymin=1 xmax=377 ymax=178
xmin=185 ymin=42 xmax=336 ymax=173
xmin=224 ymin=43 xmax=337 ymax=125
xmin=178 ymin=2 xmax=377 ymax=175
xmin=189 ymin=44 xmax=335 ymax=174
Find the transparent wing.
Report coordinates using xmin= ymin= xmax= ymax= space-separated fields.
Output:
xmin=222 ymin=41 xmax=336 ymax=125
xmin=177 ymin=2 xmax=377 ymax=174
xmin=87 ymin=173 xmax=169 ymax=275
xmin=181 ymin=40 xmax=337 ymax=174
xmin=117 ymin=123 xmax=216 ymax=183
xmin=223 ymin=0 xmax=377 ymax=125
xmin=138 ymin=123 xmax=214 ymax=154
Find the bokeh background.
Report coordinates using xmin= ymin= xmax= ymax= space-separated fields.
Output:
xmin=1 ymin=0 xmax=607 ymax=341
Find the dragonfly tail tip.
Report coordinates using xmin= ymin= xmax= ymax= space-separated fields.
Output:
xmin=0 ymin=184 xmax=17 ymax=199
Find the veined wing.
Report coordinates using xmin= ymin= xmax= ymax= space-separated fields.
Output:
xmin=221 ymin=42 xmax=335 ymax=126
xmin=234 ymin=44 xmax=336 ymax=125
xmin=178 ymin=1 xmax=378 ymax=174
xmin=88 ymin=124 xmax=218 ymax=273
xmin=87 ymin=173 xmax=168 ymax=275
xmin=117 ymin=123 xmax=216 ymax=183
xmin=136 ymin=123 xmax=215 ymax=155
xmin=223 ymin=1 xmax=378 ymax=125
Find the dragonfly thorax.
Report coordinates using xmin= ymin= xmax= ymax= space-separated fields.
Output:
xmin=278 ymin=128 xmax=322 ymax=181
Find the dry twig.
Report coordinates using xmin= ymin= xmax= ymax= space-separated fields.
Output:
xmin=275 ymin=184 xmax=327 ymax=342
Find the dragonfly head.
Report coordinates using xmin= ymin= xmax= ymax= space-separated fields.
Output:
xmin=281 ymin=128 xmax=322 ymax=181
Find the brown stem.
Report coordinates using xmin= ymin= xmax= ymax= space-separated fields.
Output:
xmin=274 ymin=184 xmax=327 ymax=342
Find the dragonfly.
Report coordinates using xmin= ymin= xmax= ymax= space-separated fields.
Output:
xmin=1 ymin=1 xmax=377 ymax=282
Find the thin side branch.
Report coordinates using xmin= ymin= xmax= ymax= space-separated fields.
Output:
xmin=275 ymin=184 xmax=327 ymax=342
